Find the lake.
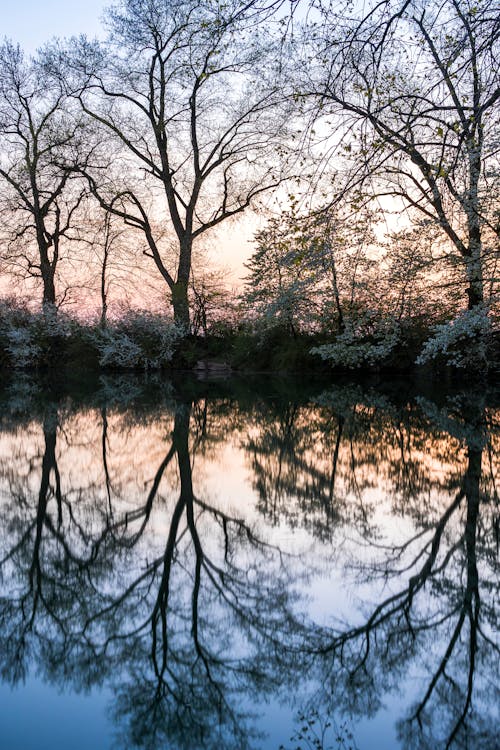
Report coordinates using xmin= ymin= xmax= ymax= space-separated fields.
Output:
xmin=0 ymin=372 xmax=497 ymax=750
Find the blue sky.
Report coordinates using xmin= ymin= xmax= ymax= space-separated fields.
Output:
xmin=1 ymin=0 xmax=107 ymax=51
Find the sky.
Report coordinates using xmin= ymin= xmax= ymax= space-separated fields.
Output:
xmin=0 ymin=0 xmax=272 ymax=287
xmin=1 ymin=0 xmax=107 ymax=51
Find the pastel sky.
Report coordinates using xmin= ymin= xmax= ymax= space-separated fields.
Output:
xmin=1 ymin=0 xmax=107 ymax=50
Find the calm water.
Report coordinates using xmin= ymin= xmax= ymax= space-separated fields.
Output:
xmin=0 ymin=373 xmax=497 ymax=750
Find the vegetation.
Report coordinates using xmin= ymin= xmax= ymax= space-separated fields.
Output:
xmin=0 ymin=0 xmax=498 ymax=375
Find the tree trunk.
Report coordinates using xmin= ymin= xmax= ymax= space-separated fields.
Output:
xmin=173 ymin=238 xmax=192 ymax=330
xmin=41 ymin=263 xmax=57 ymax=308
xmin=330 ymin=256 xmax=344 ymax=333
xmin=36 ymin=216 xmax=57 ymax=307
xmin=465 ymin=138 xmax=485 ymax=311
xmin=172 ymin=280 xmax=190 ymax=330
xmin=465 ymin=237 xmax=484 ymax=311
xmin=100 ymin=251 xmax=108 ymax=329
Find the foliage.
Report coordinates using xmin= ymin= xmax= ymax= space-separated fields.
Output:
xmin=242 ymin=217 xmax=317 ymax=337
xmin=311 ymin=313 xmax=401 ymax=369
xmin=189 ymin=269 xmax=242 ymax=337
xmin=0 ymin=0 xmax=497 ymax=365
xmin=416 ymin=306 xmax=492 ymax=369
xmin=2 ymin=326 xmax=42 ymax=369
xmin=0 ymin=296 xmax=496 ymax=374
xmin=0 ymin=300 xmax=75 ymax=368
xmin=91 ymin=310 xmax=184 ymax=370
xmin=305 ymin=0 xmax=500 ymax=312
xmin=242 ymin=205 xmax=377 ymax=337
xmin=0 ymin=300 xmax=183 ymax=371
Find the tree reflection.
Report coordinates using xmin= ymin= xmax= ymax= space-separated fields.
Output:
xmin=242 ymin=386 xmax=449 ymax=540
xmin=245 ymin=399 xmax=353 ymax=538
xmin=0 ymin=378 xmax=497 ymax=750
xmin=0 ymin=403 xmax=106 ymax=685
xmin=301 ymin=392 xmax=499 ymax=750
xmin=103 ymin=403 xmax=305 ymax=750
xmin=0 ymin=387 xmax=311 ymax=750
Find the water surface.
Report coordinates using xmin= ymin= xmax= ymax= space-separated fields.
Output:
xmin=0 ymin=374 xmax=497 ymax=749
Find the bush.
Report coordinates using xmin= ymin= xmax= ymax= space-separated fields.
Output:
xmin=0 ymin=301 xmax=183 ymax=371
xmin=0 ymin=300 xmax=76 ymax=368
xmin=91 ymin=311 xmax=184 ymax=369
xmin=311 ymin=312 xmax=401 ymax=369
xmin=416 ymin=306 xmax=491 ymax=369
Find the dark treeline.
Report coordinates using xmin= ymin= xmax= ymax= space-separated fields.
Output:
xmin=0 ymin=0 xmax=498 ymax=374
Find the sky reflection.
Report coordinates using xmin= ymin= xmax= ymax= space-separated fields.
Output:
xmin=0 ymin=376 xmax=497 ymax=749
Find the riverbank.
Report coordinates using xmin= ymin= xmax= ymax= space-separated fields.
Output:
xmin=0 ymin=302 xmax=498 ymax=379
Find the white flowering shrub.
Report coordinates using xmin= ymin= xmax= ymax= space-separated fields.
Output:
xmin=416 ymin=306 xmax=491 ymax=369
xmin=3 ymin=326 xmax=42 ymax=368
xmin=0 ymin=301 xmax=184 ymax=370
xmin=0 ymin=300 xmax=74 ymax=368
xmin=92 ymin=311 xmax=183 ymax=369
xmin=94 ymin=329 xmax=142 ymax=368
xmin=40 ymin=303 xmax=74 ymax=338
xmin=262 ymin=280 xmax=315 ymax=330
xmin=311 ymin=313 xmax=401 ymax=368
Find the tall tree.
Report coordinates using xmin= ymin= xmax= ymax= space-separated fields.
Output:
xmin=0 ymin=42 xmax=90 ymax=308
xmin=306 ymin=0 xmax=500 ymax=313
xmin=57 ymin=0 xmax=292 ymax=328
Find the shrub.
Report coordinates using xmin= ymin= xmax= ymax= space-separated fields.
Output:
xmin=0 ymin=301 xmax=184 ymax=371
xmin=91 ymin=310 xmax=184 ymax=369
xmin=416 ymin=306 xmax=491 ymax=369
xmin=0 ymin=300 xmax=75 ymax=368
xmin=311 ymin=313 xmax=401 ymax=369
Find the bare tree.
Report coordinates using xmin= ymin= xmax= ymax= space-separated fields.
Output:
xmin=189 ymin=266 xmax=240 ymax=337
xmin=81 ymin=205 xmax=128 ymax=327
xmin=52 ymin=0 xmax=293 ymax=329
xmin=0 ymin=42 xmax=91 ymax=309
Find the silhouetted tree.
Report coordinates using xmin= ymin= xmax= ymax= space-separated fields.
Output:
xmin=52 ymin=0 xmax=293 ymax=328
xmin=304 ymin=0 xmax=500 ymax=320
xmin=0 ymin=42 xmax=91 ymax=308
